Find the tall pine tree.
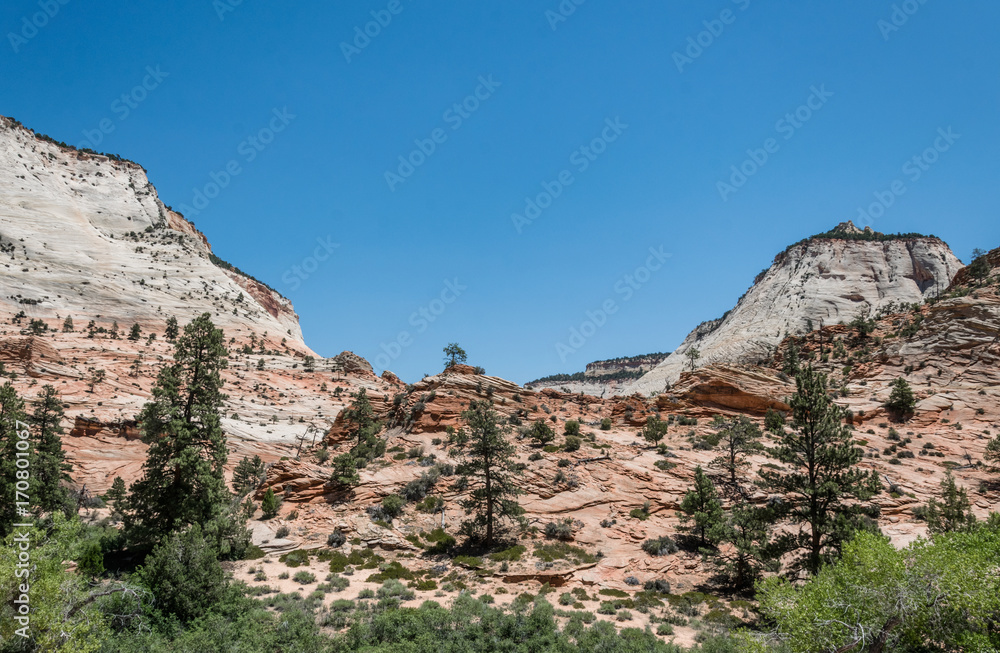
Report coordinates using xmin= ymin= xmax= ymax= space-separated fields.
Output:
xmin=709 ymin=415 xmax=762 ymax=490
xmin=759 ymin=366 xmax=882 ymax=575
xmin=124 ymin=313 xmax=230 ymax=547
xmin=0 ymin=383 xmax=29 ymax=536
xmin=458 ymin=400 xmax=524 ymax=547
xmin=28 ymin=385 xmax=72 ymax=516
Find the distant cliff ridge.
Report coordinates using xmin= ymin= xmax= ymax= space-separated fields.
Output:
xmin=627 ymin=224 xmax=962 ymax=395
xmin=525 ymin=352 xmax=670 ymax=395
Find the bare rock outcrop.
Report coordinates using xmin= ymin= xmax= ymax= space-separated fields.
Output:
xmin=630 ymin=225 xmax=962 ymax=394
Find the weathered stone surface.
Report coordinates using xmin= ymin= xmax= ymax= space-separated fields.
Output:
xmin=667 ymin=365 xmax=793 ymax=415
xmin=631 ymin=226 xmax=962 ymax=393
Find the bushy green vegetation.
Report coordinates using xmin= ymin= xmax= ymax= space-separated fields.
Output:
xmin=783 ymin=228 xmax=935 ymax=256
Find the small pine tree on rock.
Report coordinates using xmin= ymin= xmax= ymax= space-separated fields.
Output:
xmin=260 ymin=487 xmax=281 ymax=519
xmin=641 ymin=416 xmax=669 ymax=446
xmin=677 ymin=466 xmax=724 ymax=548
xmin=883 ymin=377 xmax=916 ymax=421
xmin=232 ymin=455 xmax=266 ymax=495
xmin=529 ymin=419 xmax=555 ymax=446
xmin=923 ymin=471 xmax=977 ymax=534
xmin=165 ymin=316 xmax=179 ymax=341
xmin=443 ymin=343 xmax=467 ymax=369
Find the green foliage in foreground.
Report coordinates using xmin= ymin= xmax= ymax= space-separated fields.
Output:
xmin=750 ymin=527 xmax=1000 ymax=653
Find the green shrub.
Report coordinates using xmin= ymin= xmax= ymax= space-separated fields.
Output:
xmin=544 ymin=518 xmax=575 ymax=541
xmin=292 ymin=571 xmax=316 ymax=584
xmin=367 ymin=561 xmax=415 ymax=582
xmin=642 ymin=536 xmax=678 ymax=556
xmin=279 ymin=550 xmax=310 ymax=568
xmin=488 ymin=545 xmax=526 ymax=562
xmin=381 ymin=494 xmax=405 ymax=519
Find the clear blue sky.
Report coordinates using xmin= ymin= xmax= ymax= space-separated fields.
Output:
xmin=3 ymin=1 xmax=998 ymax=384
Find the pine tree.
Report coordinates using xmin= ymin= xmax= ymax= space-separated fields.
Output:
xmin=88 ymin=368 xmax=106 ymax=393
xmin=232 ymin=455 xmax=266 ymax=495
xmin=128 ymin=323 xmax=142 ymax=341
xmin=923 ymin=471 xmax=977 ymax=534
xmin=443 ymin=343 xmax=468 ymax=369
xmin=124 ymin=313 xmax=230 ymax=546
xmin=783 ymin=340 xmax=801 ymax=376
xmin=641 ymin=416 xmax=669 ymax=446
xmin=686 ymin=347 xmax=701 ymax=371
xmin=0 ymin=383 xmax=29 ymax=536
xmin=709 ymin=416 xmax=761 ymax=489
xmin=327 ymin=388 xmax=385 ymax=490
xmin=165 ymin=316 xmax=179 ymax=341
xmin=62 ymin=316 xmax=74 ymax=332
xmin=969 ymin=248 xmax=991 ymax=282
xmin=883 ymin=377 xmax=916 ymax=421
xmin=758 ymin=366 xmax=882 ymax=575
xmin=341 ymin=387 xmax=377 ymax=448
xmin=105 ymin=476 xmax=127 ymax=512
xmin=715 ymin=505 xmax=777 ymax=590
xmin=528 ymin=419 xmax=555 ymax=446
xmin=986 ymin=435 xmax=1000 ymax=469
xmin=110 ymin=321 xmax=120 ymax=339
xmin=458 ymin=400 xmax=524 ymax=547
xmin=28 ymin=385 xmax=72 ymax=515
xmin=765 ymin=408 xmax=786 ymax=434
xmin=260 ymin=487 xmax=281 ymax=519
xmin=677 ymin=465 xmax=724 ymax=547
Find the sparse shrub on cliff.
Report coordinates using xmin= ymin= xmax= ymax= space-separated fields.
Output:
xmin=563 ymin=436 xmax=581 ymax=452
xmin=600 ymin=417 xmax=612 ymax=431
xmin=327 ymin=529 xmax=346 ymax=548
xmin=642 ymin=536 xmax=678 ymax=556
xmin=630 ymin=501 xmax=652 ymax=521
xmin=564 ymin=420 xmax=581 ymax=436
xmin=380 ymin=494 xmax=405 ymax=519
xmin=544 ymin=518 xmax=574 ymax=541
